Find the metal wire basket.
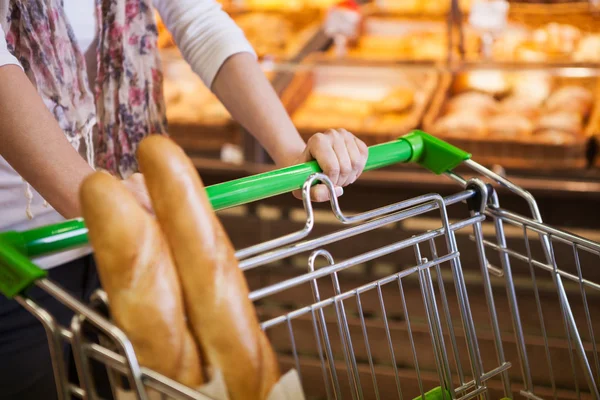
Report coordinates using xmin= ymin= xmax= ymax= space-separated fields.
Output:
xmin=0 ymin=131 xmax=598 ymax=400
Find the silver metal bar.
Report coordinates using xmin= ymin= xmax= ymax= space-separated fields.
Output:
xmin=85 ymin=344 xmax=209 ymax=400
xmin=70 ymin=314 xmax=99 ymax=400
xmin=376 ymin=282 xmax=403 ymax=400
xmin=429 ymin=239 xmax=464 ymax=386
xmin=465 ymin=161 xmax=600 ymax=397
xmin=36 ymin=279 xmax=149 ymax=399
xmin=453 ymin=362 xmax=512 ymax=393
xmin=14 ymin=295 xmax=70 ymax=400
xmin=471 ymin=218 xmax=511 ymax=397
xmin=286 ymin=318 xmax=303 ymax=388
xmin=330 ymin=270 xmax=362 ymax=400
xmin=522 ymin=225 xmax=558 ymax=400
xmin=456 ymin=386 xmax=487 ymax=400
xmin=397 ymin=276 xmax=423 ymax=399
xmin=240 ymin=191 xmax=475 ymax=270
xmin=573 ymin=245 xmax=600 ymax=387
xmin=486 ymin=207 xmax=600 ymax=254
xmin=309 ymin=308 xmax=335 ymax=400
xmin=489 ymin=191 xmax=533 ymax=393
xmin=478 ymin=237 xmax=600 ymax=292
xmin=307 ymin=251 xmax=341 ymax=399
xmin=250 ymin=215 xmax=483 ymax=302
xmin=356 ymin=292 xmax=380 ymax=400
xmin=260 ymin=251 xmax=461 ymax=330
xmin=417 ymin=258 xmax=454 ymax=400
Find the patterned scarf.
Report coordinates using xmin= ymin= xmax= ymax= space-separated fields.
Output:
xmin=6 ymin=0 xmax=167 ymax=180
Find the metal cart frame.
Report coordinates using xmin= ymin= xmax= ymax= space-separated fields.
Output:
xmin=0 ymin=131 xmax=598 ymax=400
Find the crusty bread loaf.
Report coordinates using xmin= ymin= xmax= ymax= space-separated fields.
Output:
xmin=79 ymin=172 xmax=203 ymax=388
xmin=138 ymin=135 xmax=280 ymax=400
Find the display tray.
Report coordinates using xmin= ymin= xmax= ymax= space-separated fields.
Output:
xmin=423 ymin=69 xmax=600 ymax=170
xmin=280 ymin=59 xmax=439 ymax=146
xmin=461 ymin=2 xmax=600 ymax=64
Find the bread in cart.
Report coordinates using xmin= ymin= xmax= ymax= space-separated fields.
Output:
xmin=81 ymin=136 xmax=282 ymax=399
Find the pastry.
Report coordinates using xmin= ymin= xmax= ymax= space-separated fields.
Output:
xmin=515 ymin=41 xmax=549 ymax=62
xmin=445 ymin=91 xmax=498 ymax=116
xmin=499 ymin=96 xmax=540 ymax=120
xmin=535 ymin=112 xmax=583 ymax=135
xmin=573 ymin=35 xmax=600 ymax=62
xmin=373 ymin=88 xmax=415 ymax=114
xmin=545 ymin=86 xmax=593 ymax=117
xmin=533 ymin=23 xmax=581 ymax=55
xmin=139 ymin=136 xmax=280 ymax=400
xmin=365 ymin=113 xmax=413 ymax=134
xmin=453 ymin=71 xmax=511 ymax=97
xmin=511 ymin=72 xmax=553 ymax=106
xmin=488 ymin=114 xmax=534 ymax=138
xmin=80 ymin=173 xmax=204 ymax=388
xmin=533 ymin=129 xmax=578 ymax=145
xmin=431 ymin=112 xmax=487 ymax=138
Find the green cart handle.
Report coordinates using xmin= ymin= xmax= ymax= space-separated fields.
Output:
xmin=0 ymin=130 xmax=469 ymax=298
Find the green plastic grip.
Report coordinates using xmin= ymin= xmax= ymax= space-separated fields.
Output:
xmin=0 ymin=131 xmax=469 ymax=298
xmin=0 ymin=239 xmax=47 ymax=298
xmin=412 ymin=386 xmax=452 ymax=400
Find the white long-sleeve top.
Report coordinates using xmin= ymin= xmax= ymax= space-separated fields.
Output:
xmin=0 ymin=0 xmax=255 ymax=268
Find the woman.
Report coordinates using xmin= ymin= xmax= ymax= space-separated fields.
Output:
xmin=0 ymin=0 xmax=368 ymax=398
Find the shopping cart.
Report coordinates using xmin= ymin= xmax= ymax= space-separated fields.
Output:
xmin=0 ymin=131 xmax=598 ymax=400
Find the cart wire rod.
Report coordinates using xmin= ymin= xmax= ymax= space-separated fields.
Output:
xmin=485 ymin=207 xmax=600 ymax=254
xmin=239 ymin=190 xmax=475 ymax=271
xmin=476 ymin=237 xmax=600 ymax=292
xmin=260 ymin=250 xmax=462 ymax=330
xmin=250 ymin=214 xmax=483 ymax=303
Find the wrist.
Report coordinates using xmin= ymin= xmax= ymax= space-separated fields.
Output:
xmin=266 ymin=129 xmax=306 ymax=168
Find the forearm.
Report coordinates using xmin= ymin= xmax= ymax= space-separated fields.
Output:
xmin=211 ymin=53 xmax=305 ymax=166
xmin=0 ymin=65 xmax=94 ymax=218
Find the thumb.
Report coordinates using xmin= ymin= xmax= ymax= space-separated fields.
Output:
xmin=293 ymin=184 xmax=343 ymax=202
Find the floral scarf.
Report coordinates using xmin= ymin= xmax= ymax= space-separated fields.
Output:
xmin=6 ymin=0 xmax=167 ymax=180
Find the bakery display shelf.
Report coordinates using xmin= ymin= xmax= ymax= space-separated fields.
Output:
xmin=457 ymin=1 xmax=600 ymax=64
xmin=423 ymin=66 xmax=600 ymax=170
xmin=279 ymin=57 xmax=439 ymax=146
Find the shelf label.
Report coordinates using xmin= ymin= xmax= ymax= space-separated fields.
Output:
xmin=469 ymin=0 xmax=509 ymax=33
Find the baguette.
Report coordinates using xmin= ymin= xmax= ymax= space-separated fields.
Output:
xmin=138 ymin=135 xmax=280 ymax=400
xmin=79 ymin=172 xmax=203 ymax=388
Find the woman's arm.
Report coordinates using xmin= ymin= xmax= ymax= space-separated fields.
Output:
xmin=156 ymin=0 xmax=369 ymax=200
xmin=0 ymin=65 xmax=94 ymax=218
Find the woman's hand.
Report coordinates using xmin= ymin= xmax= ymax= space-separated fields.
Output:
xmin=289 ymin=129 xmax=368 ymax=202
xmin=122 ymin=173 xmax=153 ymax=213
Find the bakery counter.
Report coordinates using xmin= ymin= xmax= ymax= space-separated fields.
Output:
xmin=191 ymin=156 xmax=600 ymax=230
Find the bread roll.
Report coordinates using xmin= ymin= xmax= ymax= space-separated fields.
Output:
xmin=536 ymin=112 xmax=583 ymax=135
xmin=534 ymin=129 xmax=578 ymax=145
xmin=431 ymin=112 xmax=487 ymax=138
xmin=373 ymin=88 xmax=415 ymax=114
xmin=574 ymin=35 xmax=600 ymax=62
xmin=488 ymin=114 xmax=534 ymax=138
xmin=80 ymin=172 xmax=203 ymax=388
xmin=453 ymin=71 xmax=510 ymax=97
xmin=445 ymin=92 xmax=498 ymax=116
xmin=499 ymin=96 xmax=540 ymax=120
xmin=545 ymin=86 xmax=593 ymax=117
xmin=138 ymin=136 xmax=280 ymax=400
